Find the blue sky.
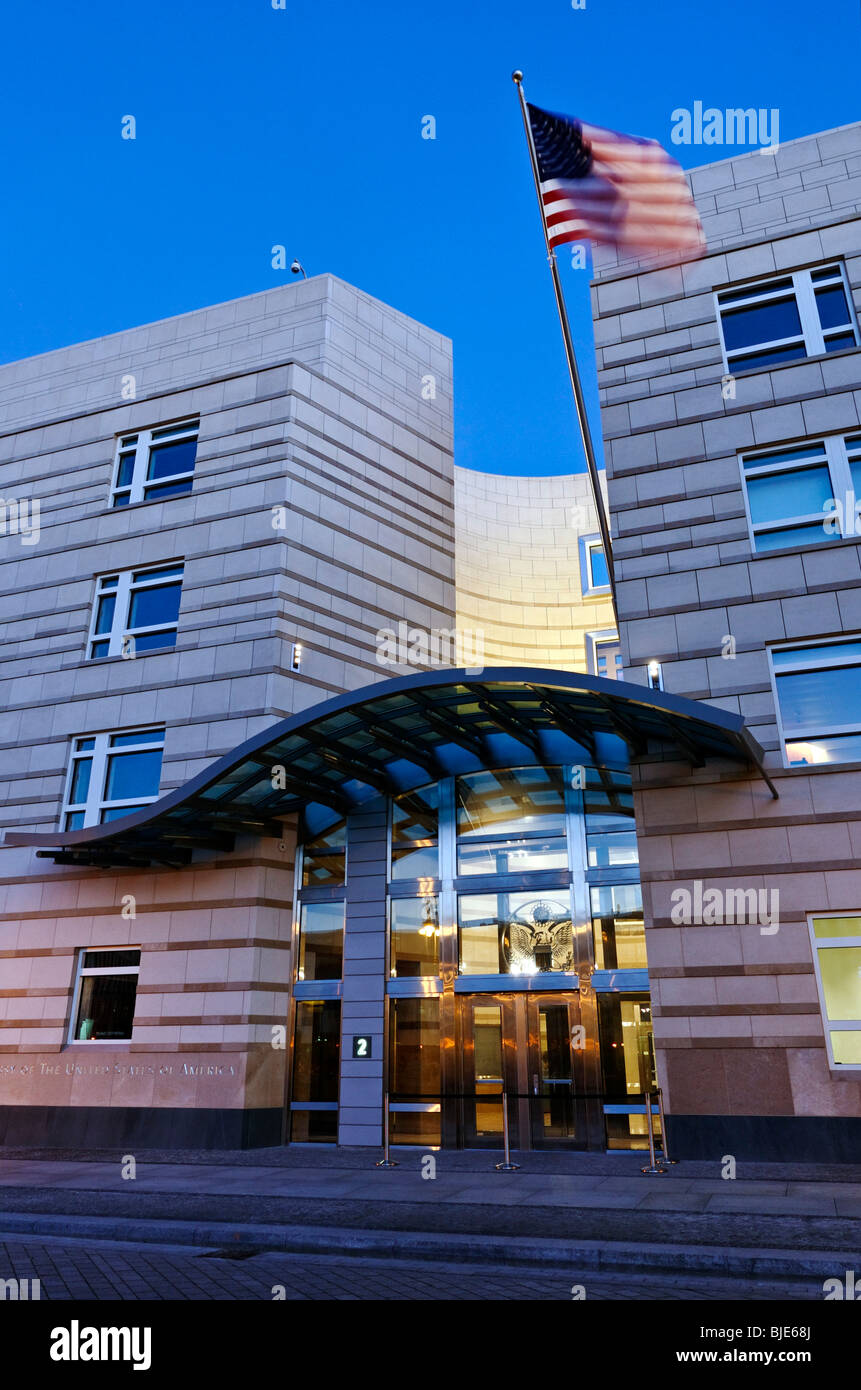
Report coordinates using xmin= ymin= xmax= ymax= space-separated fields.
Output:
xmin=1 ymin=0 xmax=859 ymax=475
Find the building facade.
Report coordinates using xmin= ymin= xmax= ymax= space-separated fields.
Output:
xmin=2 ymin=274 xmax=680 ymax=1153
xmin=6 ymin=109 xmax=859 ymax=1165
xmin=591 ymin=121 xmax=861 ymax=1160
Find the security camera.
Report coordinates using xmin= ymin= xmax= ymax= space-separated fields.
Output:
xmin=290 ymin=259 xmax=306 ymax=277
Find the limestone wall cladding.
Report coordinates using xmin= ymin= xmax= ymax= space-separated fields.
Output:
xmin=0 ymin=276 xmax=455 ymax=839
xmin=0 ymin=830 xmax=295 ymax=1112
xmin=0 ymin=276 xmax=453 ymax=1095
xmin=591 ymin=123 xmax=861 ymax=1121
xmin=454 ymin=467 xmax=616 ymax=670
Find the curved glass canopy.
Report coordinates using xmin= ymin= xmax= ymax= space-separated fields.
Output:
xmin=5 ymin=667 xmax=774 ymax=867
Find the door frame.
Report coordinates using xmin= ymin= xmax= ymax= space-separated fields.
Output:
xmin=455 ymin=990 xmax=603 ymax=1151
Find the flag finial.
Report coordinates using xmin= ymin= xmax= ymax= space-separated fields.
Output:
xmin=511 ymin=70 xmax=523 ymax=83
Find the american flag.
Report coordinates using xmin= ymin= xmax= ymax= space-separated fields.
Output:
xmin=527 ymin=103 xmax=704 ymax=255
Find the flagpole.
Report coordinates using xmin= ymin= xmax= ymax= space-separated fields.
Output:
xmin=512 ymin=70 xmax=618 ymax=621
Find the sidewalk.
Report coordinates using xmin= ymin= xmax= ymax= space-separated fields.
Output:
xmin=0 ymin=1147 xmax=859 ymax=1280
xmin=1 ymin=1147 xmax=861 ymax=1218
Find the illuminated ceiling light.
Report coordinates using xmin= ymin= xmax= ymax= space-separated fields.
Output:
xmin=418 ymin=893 xmax=438 ymax=938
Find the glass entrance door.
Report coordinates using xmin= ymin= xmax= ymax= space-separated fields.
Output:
xmin=527 ymin=996 xmax=586 ymax=1148
xmin=458 ymin=995 xmax=518 ymax=1147
xmin=457 ymin=993 xmax=588 ymax=1150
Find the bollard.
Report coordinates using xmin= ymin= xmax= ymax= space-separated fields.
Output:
xmin=640 ymin=1090 xmax=667 ymax=1175
xmin=375 ymin=1092 xmax=398 ymax=1168
xmin=494 ymin=1092 xmax=520 ymax=1172
xmin=656 ymin=1087 xmax=678 ymax=1165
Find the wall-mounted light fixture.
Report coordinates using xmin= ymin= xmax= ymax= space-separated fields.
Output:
xmin=647 ymin=660 xmax=663 ymax=692
xmin=291 ymin=643 xmax=303 ymax=672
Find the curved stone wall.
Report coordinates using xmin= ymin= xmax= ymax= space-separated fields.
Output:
xmin=454 ymin=466 xmax=617 ymax=672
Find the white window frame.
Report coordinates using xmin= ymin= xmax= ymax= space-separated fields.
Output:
xmin=69 ymin=947 xmax=141 ymax=1045
xmin=806 ymin=914 xmax=861 ymax=1071
xmin=86 ymin=564 xmax=185 ymax=660
xmin=586 ymin=629 xmax=623 ymax=680
xmin=62 ymin=727 xmax=166 ymax=829
xmin=579 ymin=535 xmax=611 ymax=597
xmin=739 ymin=432 xmax=861 ymax=552
xmin=110 ymin=419 xmax=199 ymax=507
xmin=768 ymin=636 xmax=861 ymax=768
xmin=715 ymin=263 xmax=859 ymax=375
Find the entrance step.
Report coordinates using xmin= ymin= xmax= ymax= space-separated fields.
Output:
xmin=0 ymin=1210 xmax=852 ymax=1282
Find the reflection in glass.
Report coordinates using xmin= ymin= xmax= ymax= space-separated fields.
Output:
xmin=831 ymin=1031 xmax=861 ymax=1064
xmin=74 ymin=951 xmax=141 ymax=1041
xmin=390 ymin=896 xmax=440 ymax=977
xmin=458 ymin=837 xmax=568 ymax=875
xmin=291 ymin=1000 xmax=340 ymax=1142
xmin=824 ymin=333 xmax=857 ymax=353
xmin=390 ymin=997 xmax=441 ymax=1094
xmin=471 ymin=1004 xmax=503 ymax=1138
xmin=816 ymin=284 xmax=851 ymax=331
xmin=721 ymin=296 xmax=802 ymax=351
xmin=731 ymin=344 xmax=807 ymax=372
xmin=816 ymin=945 xmax=861 ymax=1021
xmin=591 ymin=884 xmax=647 ymax=969
xmin=389 ymin=998 xmax=441 ymax=1144
xmin=104 ymin=749 xmax=163 ymax=802
xmin=459 ymin=891 xmax=573 ymax=975
xmin=301 ymin=819 xmax=346 ymax=886
xmin=776 ymin=664 xmax=861 ymax=730
xmin=457 ymin=767 xmax=566 ymax=840
xmin=787 ymin=731 xmax=861 ymax=765
xmin=746 ymin=467 xmax=832 ymax=525
xmin=812 ymin=916 xmax=861 ymax=938
xmin=755 ymin=523 xmax=831 ymax=552
xmin=583 ymin=769 xmax=634 ymax=824
xmin=536 ymin=1003 xmax=577 ymax=1140
xmin=598 ymin=994 xmax=655 ymax=1099
xmin=297 ymin=901 xmax=344 ymax=981
xmin=589 ymin=545 xmax=610 ymax=589
xmin=146 ymin=438 xmax=197 ymax=480
xmin=391 ymin=785 xmax=439 ymax=880
xmin=587 ymin=830 xmax=639 ymax=868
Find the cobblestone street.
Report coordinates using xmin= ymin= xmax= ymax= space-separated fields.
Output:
xmin=0 ymin=1233 xmax=823 ymax=1302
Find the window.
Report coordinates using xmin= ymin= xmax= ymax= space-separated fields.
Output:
xmin=587 ymin=630 xmax=623 ymax=680
xmin=391 ymin=785 xmax=439 ymax=880
xmin=740 ymin=434 xmax=861 ymax=552
xmin=598 ymin=995 xmax=656 ymax=1149
xmin=87 ymin=564 xmax=184 ymax=659
xmin=110 ymin=420 xmax=199 ymax=507
xmin=584 ymin=766 xmax=639 ymax=868
xmin=70 ymin=949 xmax=141 ymax=1042
xmin=296 ymin=901 xmax=344 ymax=981
xmin=579 ymin=535 xmax=611 ymax=596
xmin=591 ymin=884 xmax=647 ymax=969
xmin=388 ymin=998 xmax=441 ymax=1145
xmin=808 ymin=916 xmax=861 ymax=1068
xmin=300 ymin=811 xmax=346 ymax=884
xmin=63 ymin=728 xmax=165 ymax=829
xmin=390 ymin=896 xmax=440 ymax=978
xmin=456 ymin=766 xmax=568 ymax=875
xmin=771 ymin=639 xmax=861 ymax=766
xmin=458 ymin=890 xmax=573 ymax=975
xmin=717 ymin=264 xmax=858 ymax=373
xmin=290 ymin=1000 xmax=340 ymax=1141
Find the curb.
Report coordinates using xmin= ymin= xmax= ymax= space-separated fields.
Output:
xmin=0 ymin=1211 xmax=847 ymax=1280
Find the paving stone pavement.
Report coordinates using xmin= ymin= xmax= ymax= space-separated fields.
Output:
xmin=0 ymin=1233 xmax=824 ymax=1301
